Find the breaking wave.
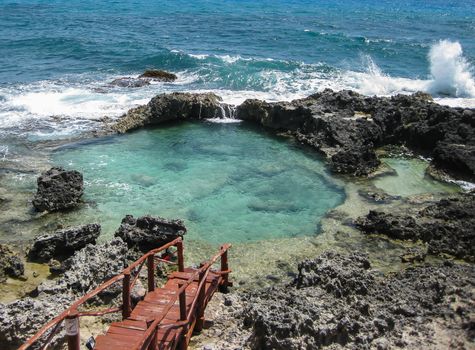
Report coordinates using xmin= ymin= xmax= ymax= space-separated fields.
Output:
xmin=428 ymin=40 xmax=475 ymax=97
xmin=1 ymin=41 xmax=474 ymax=140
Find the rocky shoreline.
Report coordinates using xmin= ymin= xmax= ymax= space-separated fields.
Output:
xmin=0 ymin=90 xmax=474 ymax=349
xmin=191 ymin=251 xmax=474 ymax=350
xmin=109 ymin=89 xmax=474 ymax=182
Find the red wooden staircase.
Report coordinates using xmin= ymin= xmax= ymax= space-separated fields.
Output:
xmin=20 ymin=238 xmax=231 ymax=350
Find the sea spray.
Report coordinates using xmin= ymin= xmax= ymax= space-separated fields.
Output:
xmin=428 ymin=40 xmax=475 ymax=97
xmin=0 ymin=146 xmax=8 ymax=161
xmin=347 ymin=55 xmax=426 ymax=96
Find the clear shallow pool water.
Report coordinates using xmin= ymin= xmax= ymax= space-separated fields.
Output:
xmin=53 ymin=122 xmax=345 ymax=244
xmin=373 ymin=157 xmax=459 ymax=197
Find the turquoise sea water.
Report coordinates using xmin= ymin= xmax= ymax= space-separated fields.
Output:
xmin=0 ymin=0 xmax=474 ymax=145
xmin=0 ymin=1 xmax=471 ymax=245
xmin=374 ymin=158 xmax=459 ymax=197
xmin=53 ymin=122 xmax=344 ymax=243
xmin=1 ymin=0 xmax=474 ymax=83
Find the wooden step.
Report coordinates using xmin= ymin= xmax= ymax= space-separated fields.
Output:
xmin=94 ymin=266 xmax=224 ymax=350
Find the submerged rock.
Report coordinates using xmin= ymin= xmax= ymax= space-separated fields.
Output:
xmin=32 ymin=167 xmax=84 ymax=212
xmin=115 ymin=215 xmax=186 ymax=252
xmin=138 ymin=69 xmax=177 ymax=81
xmin=355 ymin=194 xmax=475 ymax=262
xmin=112 ymin=92 xmax=230 ymax=133
xmin=0 ymin=244 xmax=24 ymax=282
xmin=238 ymin=251 xmax=474 ymax=349
xmin=28 ymin=224 xmax=101 ymax=262
xmin=110 ymin=77 xmax=151 ymax=88
xmin=109 ymin=70 xmax=177 ymax=88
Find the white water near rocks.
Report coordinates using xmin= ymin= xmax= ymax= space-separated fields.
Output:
xmin=1 ymin=41 xmax=474 ymax=142
xmin=429 ymin=40 xmax=475 ymax=98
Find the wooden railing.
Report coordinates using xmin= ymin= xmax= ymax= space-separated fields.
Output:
xmin=19 ymin=238 xmax=185 ymax=350
xmin=137 ymin=243 xmax=231 ymax=350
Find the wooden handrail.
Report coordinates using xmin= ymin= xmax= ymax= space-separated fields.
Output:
xmin=19 ymin=237 xmax=184 ymax=350
xmin=125 ymin=238 xmax=182 ymax=274
xmin=136 ymin=243 xmax=231 ymax=350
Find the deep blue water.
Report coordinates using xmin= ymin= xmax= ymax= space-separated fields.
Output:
xmin=0 ymin=0 xmax=474 ymax=141
xmin=1 ymin=0 xmax=474 ymax=83
xmin=0 ymin=1 xmax=472 ymax=244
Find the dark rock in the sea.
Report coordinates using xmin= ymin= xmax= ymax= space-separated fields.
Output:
xmin=112 ymin=92 xmax=230 ymax=133
xmin=138 ymin=69 xmax=177 ymax=82
xmin=357 ymin=190 xmax=400 ymax=204
xmin=239 ymin=251 xmax=475 ymax=349
xmin=355 ymin=211 xmax=421 ymax=241
xmin=115 ymin=215 xmax=186 ymax=252
xmin=110 ymin=77 xmax=151 ymax=88
xmin=0 ymin=244 xmax=24 ymax=281
xmin=28 ymin=223 xmax=101 ymax=262
xmin=32 ymin=167 xmax=84 ymax=212
xmin=236 ymin=89 xmax=475 ymax=179
xmin=113 ymin=89 xmax=475 ymax=179
xmin=329 ymin=144 xmax=380 ymax=176
xmin=356 ymin=194 xmax=475 ymax=262
xmin=0 ymin=239 xmax=128 ymax=348
xmin=237 ymin=90 xmax=384 ymax=176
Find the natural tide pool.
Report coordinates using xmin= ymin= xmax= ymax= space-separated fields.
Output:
xmin=373 ymin=157 xmax=459 ymax=197
xmin=53 ymin=122 xmax=345 ymax=244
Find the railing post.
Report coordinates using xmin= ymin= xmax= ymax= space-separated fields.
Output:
xmin=176 ymin=240 xmax=185 ymax=272
xmin=195 ymin=269 xmax=206 ymax=333
xmin=147 ymin=255 xmax=155 ymax=293
xmin=122 ymin=272 xmax=131 ymax=319
xmin=178 ymin=283 xmax=188 ymax=350
xmin=65 ymin=311 xmax=80 ymax=350
xmin=148 ymin=328 xmax=158 ymax=350
xmin=219 ymin=247 xmax=229 ymax=293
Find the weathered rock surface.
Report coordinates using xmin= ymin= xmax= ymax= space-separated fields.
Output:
xmin=0 ymin=244 xmax=24 ymax=282
xmin=113 ymin=90 xmax=474 ymax=179
xmin=32 ymin=167 xmax=84 ymax=212
xmin=0 ymin=294 xmax=73 ymax=349
xmin=115 ymin=215 xmax=186 ymax=252
xmin=28 ymin=224 xmax=101 ymax=262
xmin=110 ymin=77 xmax=151 ymax=88
xmin=355 ymin=194 xmax=475 ymax=262
xmin=138 ymin=69 xmax=177 ymax=81
xmin=37 ymin=238 xmax=128 ymax=296
xmin=109 ymin=70 xmax=177 ymax=88
xmin=237 ymin=89 xmax=475 ymax=179
xmin=0 ymin=239 xmax=128 ymax=348
xmin=111 ymin=92 xmax=230 ymax=133
xmin=238 ymin=251 xmax=474 ymax=349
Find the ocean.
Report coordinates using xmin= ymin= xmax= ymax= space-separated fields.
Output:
xmin=0 ymin=0 xmax=474 ymax=144
xmin=0 ymin=0 xmax=473 ymax=300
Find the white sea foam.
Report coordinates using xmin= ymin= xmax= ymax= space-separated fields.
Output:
xmin=342 ymin=43 xmax=475 ymax=105
xmin=450 ymin=180 xmax=475 ymax=192
xmin=0 ymin=145 xmax=8 ymax=161
xmin=344 ymin=55 xmax=428 ymax=96
xmin=205 ymin=118 xmax=242 ymax=124
xmin=2 ymin=41 xmax=475 ymax=141
xmin=219 ymin=55 xmax=247 ymax=64
xmin=428 ymin=40 xmax=475 ymax=97
xmin=188 ymin=53 xmax=209 ymax=60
